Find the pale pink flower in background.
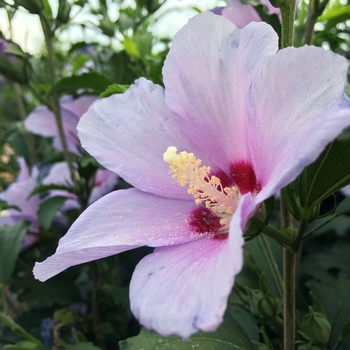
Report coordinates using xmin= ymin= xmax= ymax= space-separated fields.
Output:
xmin=24 ymin=95 xmax=97 ymax=154
xmin=42 ymin=162 xmax=119 ymax=211
xmin=212 ymin=0 xmax=281 ymax=28
xmin=0 ymin=158 xmax=40 ymax=249
xmin=33 ymin=12 xmax=350 ymax=338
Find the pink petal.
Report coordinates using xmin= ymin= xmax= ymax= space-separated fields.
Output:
xmin=42 ymin=162 xmax=73 ymax=186
xmin=129 ymin=195 xmax=248 ymax=338
xmin=60 ymin=95 xmax=98 ymax=117
xmin=16 ymin=157 xmax=30 ymax=182
xmin=24 ymin=106 xmax=57 ymax=137
xmin=0 ymin=176 xmax=39 ymax=220
xmin=163 ymin=12 xmax=278 ymax=174
xmin=222 ymin=0 xmax=261 ymax=27
xmin=247 ymin=46 xmax=350 ymax=205
xmin=78 ymin=77 xmax=221 ymax=200
xmin=33 ymin=189 xmax=202 ymax=282
xmin=88 ymin=169 xmax=119 ymax=205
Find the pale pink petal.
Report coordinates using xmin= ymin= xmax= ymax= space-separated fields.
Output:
xmin=129 ymin=195 xmax=248 ymax=338
xmin=60 ymin=95 xmax=98 ymax=117
xmin=163 ymin=13 xmax=278 ymax=174
xmin=222 ymin=0 xmax=260 ymax=27
xmin=78 ymin=77 xmax=221 ymax=200
xmin=247 ymin=46 xmax=350 ymax=205
xmin=88 ymin=169 xmax=119 ymax=205
xmin=24 ymin=106 xmax=57 ymax=137
xmin=0 ymin=177 xmax=39 ymax=220
xmin=16 ymin=157 xmax=30 ymax=182
xmin=42 ymin=162 xmax=73 ymax=186
xmin=341 ymin=185 xmax=350 ymax=197
xmin=33 ymin=189 xmax=202 ymax=282
xmin=261 ymin=0 xmax=280 ymax=15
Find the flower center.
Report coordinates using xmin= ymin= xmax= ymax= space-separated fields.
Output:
xmin=163 ymin=146 xmax=240 ymax=226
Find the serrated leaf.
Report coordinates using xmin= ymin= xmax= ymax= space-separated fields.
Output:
xmin=49 ymin=72 xmax=113 ymax=96
xmin=0 ymin=220 xmax=31 ymax=283
xmin=119 ymin=313 xmax=256 ymax=349
xmin=100 ymin=84 xmax=130 ymax=98
xmin=37 ymin=196 xmax=68 ymax=229
xmin=299 ymin=140 xmax=350 ymax=210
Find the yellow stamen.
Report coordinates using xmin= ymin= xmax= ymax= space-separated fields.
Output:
xmin=163 ymin=147 xmax=240 ymax=223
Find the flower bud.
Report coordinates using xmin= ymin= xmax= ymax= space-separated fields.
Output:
xmin=245 ymin=287 xmax=279 ymax=319
xmin=300 ymin=306 xmax=331 ymax=345
xmin=0 ymin=39 xmax=29 ymax=83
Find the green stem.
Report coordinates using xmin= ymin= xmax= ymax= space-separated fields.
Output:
xmin=292 ymin=211 xmax=310 ymax=252
xmin=258 ymin=234 xmax=283 ymax=298
xmin=39 ymin=14 xmax=76 ymax=182
xmin=0 ymin=284 xmax=8 ymax=314
xmin=0 ymin=311 xmax=43 ymax=344
xmin=283 ymin=247 xmax=296 ymax=350
xmin=262 ymin=224 xmax=294 ymax=247
xmin=280 ymin=0 xmax=297 ymax=48
xmin=279 ymin=0 xmax=298 ymax=347
xmin=304 ymin=2 xmax=318 ymax=45
xmin=12 ymin=82 xmax=37 ymax=167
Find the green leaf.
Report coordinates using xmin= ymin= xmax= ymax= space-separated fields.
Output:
xmin=122 ymin=37 xmax=139 ymax=58
xmin=5 ymin=341 xmax=46 ymax=350
xmin=0 ymin=220 xmax=31 ymax=283
xmin=306 ymin=274 xmax=350 ymax=350
xmin=318 ymin=5 xmax=350 ymax=21
xmin=299 ymin=140 xmax=350 ymax=210
xmin=119 ymin=313 xmax=256 ymax=349
xmin=335 ymin=196 xmax=350 ymax=216
xmin=100 ymin=84 xmax=130 ymax=98
xmin=37 ymin=196 xmax=69 ymax=229
xmin=63 ymin=342 xmax=101 ymax=350
xmin=49 ymin=72 xmax=114 ymax=96
xmin=30 ymin=184 xmax=74 ymax=197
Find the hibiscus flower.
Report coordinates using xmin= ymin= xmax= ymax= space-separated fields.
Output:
xmin=33 ymin=12 xmax=350 ymax=338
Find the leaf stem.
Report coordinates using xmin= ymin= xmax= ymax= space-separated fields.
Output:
xmin=0 ymin=310 xmax=43 ymax=344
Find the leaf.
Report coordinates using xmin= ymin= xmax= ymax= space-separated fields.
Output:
xmin=335 ymin=196 xmax=350 ymax=216
xmin=37 ymin=196 xmax=68 ymax=229
xmin=4 ymin=340 xmax=46 ymax=350
xmin=100 ymin=84 xmax=130 ymax=98
xmin=299 ymin=140 xmax=350 ymax=210
xmin=29 ymin=184 xmax=74 ymax=197
xmin=122 ymin=37 xmax=139 ymax=58
xmin=64 ymin=342 xmax=101 ymax=350
xmin=49 ymin=72 xmax=114 ymax=96
xmin=301 ymin=241 xmax=350 ymax=280
xmin=0 ymin=220 xmax=31 ymax=283
xmin=306 ymin=274 xmax=350 ymax=350
xmin=318 ymin=5 xmax=350 ymax=21
xmin=119 ymin=313 xmax=256 ymax=349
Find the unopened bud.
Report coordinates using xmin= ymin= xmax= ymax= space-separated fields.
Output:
xmin=245 ymin=287 xmax=279 ymax=319
xmin=300 ymin=306 xmax=331 ymax=345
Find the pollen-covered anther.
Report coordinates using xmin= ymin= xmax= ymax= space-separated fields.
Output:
xmin=163 ymin=146 xmax=240 ymax=217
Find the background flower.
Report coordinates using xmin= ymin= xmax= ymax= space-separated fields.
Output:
xmin=24 ymin=95 xmax=97 ymax=154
